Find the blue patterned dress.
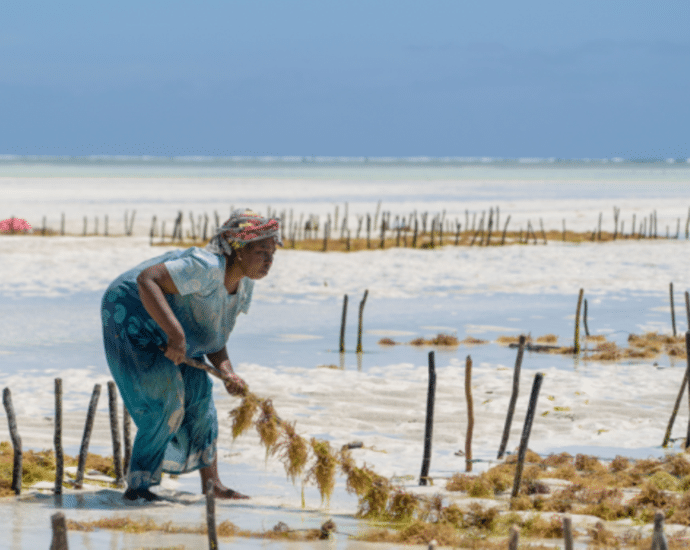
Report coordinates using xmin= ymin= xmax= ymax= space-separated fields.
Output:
xmin=101 ymin=247 xmax=253 ymax=490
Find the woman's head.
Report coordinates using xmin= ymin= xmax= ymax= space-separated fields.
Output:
xmin=206 ymin=208 xmax=282 ymax=260
xmin=233 ymin=238 xmax=277 ymax=279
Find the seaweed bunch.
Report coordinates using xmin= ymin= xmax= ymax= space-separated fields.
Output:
xmin=255 ymin=399 xmax=282 ymax=459
xmin=229 ymin=392 xmax=261 ymax=440
xmin=307 ymin=438 xmax=338 ymax=503
xmin=340 ymin=449 xmax=392 ymax=518
xmin=277 ymin=422 xmax=309 ymax=483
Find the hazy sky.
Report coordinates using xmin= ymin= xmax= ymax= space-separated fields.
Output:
xmin=2 ymin=1 xmax=689 ymax=159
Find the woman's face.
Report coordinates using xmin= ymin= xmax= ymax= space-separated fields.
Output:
xmin=236 ymin=238 xmax=276 ymax=279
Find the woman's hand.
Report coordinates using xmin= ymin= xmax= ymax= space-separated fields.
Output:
xmin=222 ymin=372 xmax=248 ymax=396
xmin=164 ymin=334 xmax=188 ymax=365
xmin=217 ymin=360 xmax=247 ymax=396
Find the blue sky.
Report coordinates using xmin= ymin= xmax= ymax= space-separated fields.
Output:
xmin=1 ymin=1 xmax=689 ymax=159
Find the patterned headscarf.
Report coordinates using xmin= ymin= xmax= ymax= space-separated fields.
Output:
xmin=206 ymin=208 xmax=282 ymax=256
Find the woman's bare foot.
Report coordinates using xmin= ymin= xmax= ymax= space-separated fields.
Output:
xmin=211 ymin=484 xmax=250 ymax=500
xmin=200 ymin=458 xmax=250 ymax=499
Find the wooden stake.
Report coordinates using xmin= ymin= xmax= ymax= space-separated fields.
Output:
xmin=508 ymin=525 xmax=519 ymax=550
xmin=322 ymin=220 xmax=329 ymax=252
xmin=597 ymin=212 xmax=602 ymax=241
xmin=497 ymin=335 xmax=526 ymax=460
xmin=50 ymin=512 xmax=69 ymax=550
xmin=583 ymin=299 xmax=590 ymax=337
xmin=651 ymin=510 xmax=669 ymax=550
xmin=685 ymin=291 xmax=690 ymax=331
xmin=501 ymin=215 xmax=511 ymax=246
xmin=684 ymin=332 xmax=690 ymax=450
xmin=670 ymin=283 xmax=677 ymax=337
xmin=54 ymin=378 xmax=63 ymax=494
xmin=339 ymin=294 xmax=348 ymax=353
xmin=613 ymin=206 xmax=620 ymax=240
xmin=123 ymin=404 xmax=132 ymax=476
xmin=2 ymin=388 xmax=22 ymax=495
xmin=107 ymin=381 xmax=124 ymax=487
xmin=206 ymin=479 xmax=218 ymax=550
xmin=75 ymin=384 xmax=101 ymax=488
xmin=511 ymin=372 xmax=544 ymax=498
xmin=419 ymin=351 xmax=436 ymax=486
xmin=539 ymin=218 xmax=547 ymax=244
xmin=563 ymin=516 xmax=574 ymax=550
xmin=574 ymin=289 xmax=584 ymax=354
xmin=662 ymin=366 xmax=687 ymax=448
xmin=464 ymin=355 xmax=474 ymax=472
xmin=356 ymin=290 xmax=369 ymax=353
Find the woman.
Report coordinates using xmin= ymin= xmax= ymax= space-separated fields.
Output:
xmin=101 ymin=208 xmax=280 ymax=501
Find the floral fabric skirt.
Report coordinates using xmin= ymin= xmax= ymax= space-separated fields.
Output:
xmin=101 ymin=284 xmax=217 ymax=490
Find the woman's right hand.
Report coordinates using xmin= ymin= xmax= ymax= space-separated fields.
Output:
xmin=164 ymin=334 xmax=187 ymax=365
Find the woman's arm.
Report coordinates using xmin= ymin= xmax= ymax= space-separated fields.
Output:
xmin=136 ymin=263 xmax=187 ymax=365
xmin=206 ymin=347 xmax=247 ymax=396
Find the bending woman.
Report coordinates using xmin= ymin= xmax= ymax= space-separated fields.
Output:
xmin=101 ymin=208 xmax=279 ymax=501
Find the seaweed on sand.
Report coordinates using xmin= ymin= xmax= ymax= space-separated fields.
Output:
xmin=339 ymin=448 xmax=392 ymax=518
xmin=307 ymin=438 xmax=338 ymax=503
xmin=229 ymin=392 xmax=261 ymax=440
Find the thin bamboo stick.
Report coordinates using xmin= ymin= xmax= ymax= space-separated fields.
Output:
xmin=54 ymin=378 xmax=63 ymax=494
xmin=511 ymin=372 xmax=544 ymax=498
xmin=497 ymin=335 xmax=526 ymax=460
xmin=419 ymin=351 xmax=436 ymax=486
xmin=75 ymin=384 xmax=102 ymax=488
xmin=2 ymin=388 xmax=22 ymax=495
xmin=464 ymin=355 xmax=473 ymax=472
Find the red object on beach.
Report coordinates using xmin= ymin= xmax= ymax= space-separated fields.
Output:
xmin=0 ymin=218 xmax=32 ymax=233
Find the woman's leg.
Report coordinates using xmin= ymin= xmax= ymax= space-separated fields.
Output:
xmin=199 ymin=456 xmax=249 ymax=499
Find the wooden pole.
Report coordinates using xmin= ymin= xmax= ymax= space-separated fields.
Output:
xmin=583 ymin=299 xmax=590 ymax=337
xmin=107 ymin=381 xmax=124 ymax=486
xmin=2 ymin=388 xmax=22 ymax=495
xmin=419 ymin=351 xmax=436 ymax=486
xmin=651 ymin=510 xmax=669 ymax=550
xmin=508 ymin=525 xmax=519 ymax=550
xmin=663 ymin=334 xmax=690 ymax=447
xmin=497 ymin=335 xmax=526 ymax=459
xmin=356 ymin=290 xmax=368 ymax=354
xmin=539 ymin=218 xmax=547 ymax=244
xmin=501 ymin=215 xmax=511 ymax=246
xmin=322 ymin=220 xmax=329 ymax=252
xmin=50 ymin=512 xmax=69 ymax=550
xmin=75 ymin=384 xmax=101 ymax=488
xmin=339 ymin=294 xmax=348 ymax=353
xmin=464 ymin=355 xmax=474 ymax=472
xmin=206 ymin=479 xmax=219 ymax=550
xmin=54 ymin=378 xmax=64 ymax=494
xmin=686 ymin=291 xmax=690 ymax=331
xmin=563 ymin=516 xmax=574 ymax=550
xmin=123 ymin=404 xmax=132 ymax=476
xmin=511 ymin=372 xmax=544 ymax=498
xmin=670 ymin=283 xmax=677 ymax=337
xmin=574 ymin=289 xmax=584 ymax=354
xmin=684 ymin=332 xmax=690 ymax=450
